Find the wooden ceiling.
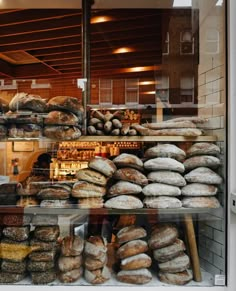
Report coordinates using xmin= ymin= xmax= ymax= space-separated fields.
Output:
xmin=0 ymin=8 xmax=170 ymax=80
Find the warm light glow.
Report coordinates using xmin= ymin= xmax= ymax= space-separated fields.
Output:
xmin=139 ymin=81 xmax=156 ymax=85
xmin=142 ymin=91 xmax=156 ymax=95
xmin=91 ymin=16 xmax=113 ymax=24
xmin=113 ymin=47 xmax=134 ymax=54
xmin=121 ymin=66 xmax=157 ymax=73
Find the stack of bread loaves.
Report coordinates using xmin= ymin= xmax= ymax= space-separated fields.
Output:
xmin=28 ymin=215 xmax=60 ymax=284
xmin=105 ymin=153 xmax=148 ymax=209
xmin=143 ymin=144 xmax=186 ymax=209
xmin=182 ymin=142 xmax=222 ymax=208
xmin=43 ymin=96 xmax=84 ymax=140
xmin=0 ymin=214 xmax=32 ymax=283
xmin=73 ymin=157 xmax=116 ymax=208
xmin=84 ymin=235 xmax=111 ymax=284
xmin=148 ymin=223 xmax=193 ymax=285
xmin=116 ymin=225 xmax=152 ymax=284
xmin=58 ymin=235 xmax=84 ymax=283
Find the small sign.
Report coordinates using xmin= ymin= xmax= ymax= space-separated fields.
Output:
xmin=13 ymin=141 xmax=34 ymax=152
xmin=214 ymin=275 xmax=226 ymax=286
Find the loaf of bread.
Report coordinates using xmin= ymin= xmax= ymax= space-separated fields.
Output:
xmin=17 ymin=196 xmax=39 ymax=207
xmin=3 ymin=226 xmax=30 ymax=242
xmin=76 ymin=168 xmax=108 ymax=186
xmin=144 ymin=196 xmax=182 ymax=209
xmin=58 ymin=255 xmax=83 ymax=272
xmin=8 ymin=124 xmax=42 ymax=138
xmin=30 ymin=270 xmax=56 ymax=284
xmin=28 ymin=250 xmax=56 ymax=262
xmin=148 ymin=224 xmax=178 ymax=249
xmin=30 ymin=238 xmax=57 ymax=251
xmin=142 ymin=183 xmax=181 ymax=196
xmin=27 ymin=260 xmax=55 ymax=272
xmin=84 ymin=236 xmax=107 ymax=259
xmin=9 ymin=92 xmax=47 ymax=112
xmin=113 ymin=168 xmax=148 ymax=186
xmin=116 ymin=268 xmax=152 ymax=284
xmin=43 ymin=125 xmax=82 ymax=140
xmin=187 ymin=142 xmax=220 ymax=157
xmin=144 ymin=144 xmax=186 ymax=161
xmin=61 ymin=235 xmax=84 ymax=257
xmin=113 ymin=153 xmax=143 ymax=171
xmin=0 ymin=272 xmax=26 ymax=283
xmin=104 ymin=195 xmax=143 ymax=209
xmin=39 ymin=199 xmax=71 ymax=208
xmin=142 ymin=121 xmax=196 ymax=129
xmin=184 ymin=167 xmax=222 ymax=184
xmin=34 ymin=225 xmax=60 ymax=242
xmin=85 ymin=254 xmax=107 ymax=271
xmin=158 ymin=253 xmax=190 ymax=273
xmin=58 ymin=267 xmax=83 ymax=283
xmin=44 ymin=110 xmax=79 ymax=126
xmin=153 ymin=239 xmax=186 ymax=262
xmin=17 ymin=175 xmax=48 ymax=196
xmin=84 ymin=266 xmax=111 ymax=284
xmin=72 ymin=181 xmax=106 ymax=198
xmin=181 ymin=183 xmax=218 ymax=196
xmin=1 ymin=260 xmax=27 ymax=274
xmin=184 ymin=155 xmax=221 ymax=171
xmin=116 ymin=225 xmax=147 ymax=244
xmin=88 ymin=157 xmax=116 ymax=177
xmin=120 ymin=253 xmax=152 ymax=270
xmin=158 ymin=269 xmax=193 ymax=285
xmin=47 ymin=96 xmax=84 ymax=117
xmin=144 ymin=158 xmax=185 ymax=173
xmin=147 ymin=171 xmax=186 ymax=187
xmin=78 ymin=197 xmax=104 ymax=208
xmin=37 ymin=186 xmax=71 ymax=200
xmin=182 ymin=196 xmax=221 ymax=208
xmin=117 ymin=239 xmax=148 ymax=259
xmin=108 ymin=181 xmax=142 ymax=197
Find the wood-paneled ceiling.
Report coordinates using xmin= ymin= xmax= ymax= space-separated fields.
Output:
xmin=0 ymin=8 xmax=171 ymax=80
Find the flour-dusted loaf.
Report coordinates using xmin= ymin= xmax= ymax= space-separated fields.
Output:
xmin=84 ymin=236 xmax=107 ymax=259
xmin=84 ymin=266 xmax=111 ymax=284
xmin=120 ymin=253 xmax=152 ymax=270
xmin=108 ymin=181 xmax=142 ymax=197
xmin=47 ymin=96 xmax=84 ymax=117
xmin=72 ymin=181 xmax=106 ymax=198
xmin=142 ymin=183 xmax=181 ymax=196
xmin=3 ymin=226 xmax=30 ymax=242
xmin=40 ymin=199 xmax=71 ymax=208
xmin=142 ymin=121 xmax=196 ymax=129
xmin=34 ymin=225 xmax=60 ymax=242
xmin=144 ymin=196 xmax=182 ymax=209
xmin=61 ymin=235 xmax=84 ymax=257
xmin=144 ymin=158 xmax=185 ymax=173
xmin=43 ymin=125 xmax=82 ymax=140
xmin=113 ymin=168 xmax=148 ymax=186
xmin=76 ymin=168 xmax=108 ymax=186
xmin=147 ymin=171 xmax=186 ymax=187
xmin=112 ymin=153 xmax=143 ymax=171
xmin=78 ymin=197 xmax=104 ymax=209
xmin=9 ymin=92 xmax=47 ymax=112
xmin=104 ymin=195 xmax=143 ymax=209
xmin=30 ymin=238 xmax=58 ymax=251
xmin=158 ymin=253 xmax=190 ymax=273
xmin=183 ymin=155 xmax=221 ymax=171
xmin=184 ymin=167 xmax=223 ymax=184
xmin=117 ymin=239 xmax=148 ymax=259
xmin=182 ymin=196 xmax=221 ymax=208
xmin=158 ymin=269 xmax=193 ymax=285
xmin=37 ymin=185 xmax=71 ymax=200
xmin=58 ymin=267 xmax=83 ymax=283
xmin=148 ymin=224 xmax=178 ymax=249
xmin=181 ymin=183 xmax=218 ymax=196
xmin=117 ymin=268 xmax=152 ymax=284
xmin=144 ymin=144 xmax=186 ymax=161
xmin=187 ymin=142 xmax=220 ymax=157
xmin=85 ymin=254 xmax=107 ymax=271
xmin=88 ymin=157 xmax=117 ymax=177
xmin=116 ymin=225 xmax=147 ymax=244
xmin=44 ymin=110 xmax=79 ymax=126
xmin=58 ymin=255 xmax=83 ymax=272
xmin=153 ymin=239 xmax=186 ymax=262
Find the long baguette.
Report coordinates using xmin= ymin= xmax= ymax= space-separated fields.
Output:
xmin=164 ymin=116 xmax=208 ymax=124
xmin=142 ymin=121 xmax=196 ymax=129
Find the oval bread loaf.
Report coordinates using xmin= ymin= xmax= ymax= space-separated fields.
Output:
xmin=58 ymin=267 xmax=83 ymax=283
xmin=148 ymin=224 xmax=178 ymax=249
xmin=182 ymin=196 xmax=220 ymax=208
xmin=144 ymin=144 xmax=186 ymax=161
xmin=121 ymin=253 xmax=152 ymax=270
xmin=158 ymin=270 xmax=193 ymax=285
xmin=34 ymin=225 xmax=60 ymax=242
xmin=184 ymin=167 xmax=222 ymax=184
xmin=117 ymin=268 xmax=152 ymax=284
xmin=144 ymin=158 xmax=185 ymax=173
xmin=76 ymin=168 xmax=108 ymax=186
xmin=104 ymin=195 xmax=143 ymax=209
xmin=181 ymin=183 xmax=218 ymax=196
xmin=85 ymin=254 xmax=107 ymax=271
xmin=58 ymin=255 xmax=83 ymax=272
xmin=88 ymin=157 xmax=116 ymax=177
xmin=158 ymin=253 xmax=190 ymax=273
xmin=84 ymin=266 xmax=111 ymax=284
xmin=142 ymin=183 xmax=181 ymax=196
xmin=187 ymin=142 xmax=220 ymax=157
xmin=144 ymin=196 xmax=182 ymax=209
xmin=113 ymin=153 xmax=143 ymax=171
xmin=117 ymin=239 xmax=148 ymax=259
xmin=72 ymin=181 xmax=106 ymax=198
xmin=184 ymin=155 xmax=221 ymax=171
xmin=153 ymin=239 xmax=186 ymax=262
xmin=116 ymin=225 xmax=147 ymax=244
xmin=61 ymin=235 xmax=84 ymax=256
xmin=78 ymin=197 xmax=104 ymax=209
xmin=147 ymin=171 xmax=186 ymax=187
xmin=84 ymin=236 xmax=107 ymax=259
xmin=108 ymin=181 xmax=142 ymax=197
xmin=113 ymin=168 xmax=148 ymax=186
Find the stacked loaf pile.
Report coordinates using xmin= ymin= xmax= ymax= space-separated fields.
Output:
xmin=116 ymin=225 xmax=152 ymax=284
xmin=0 ymin=214 xmax=32 ymax=283
xmin=28 ymin=214 xmax=60 ymax=284
xmin=84 ymin=235 xmax=111 ymax=284
xmin=43 ymin=96 xmax=84 ymax=140
xmin=148 ymin=223 xmax=193 ymax=285
xmin=143 ymin=144 xmax=186 ymax=209
xmin=182 ymin=142 xmax=222 ymax=208
xmin=37 ymin=183 xmax=72 ymax=208
xmin=58 ymin=235 xmax=84 ymax=283
xmin=104 ymin=153 xmax=147 ymax=209
xmin=73 ymin=157 xmax=116 ymax=208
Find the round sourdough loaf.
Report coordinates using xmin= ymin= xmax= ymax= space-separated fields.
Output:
xmin=182 ymin=196 xmax=220 ymax=208
xmin=72 ymin=181 xmax=106 ymax=198
xmin=147 ymin=171 xmax=186 ymax=187
xmin=184 ymin=167 xmax=222 ymax=184
xmin=158 ymin=269 xmax=193 ymax=285
xmin=84 ymin=236 xmax=107 ymax=259
xmin=112 ymin=153 xmax=143 ymax=171
xmin=43 ymin=125 xmax=81 ymax=140
xmin=186 ymin=142 xmax=220 ymax=157
xmin=142 ymin=183 xmax=181 ymax=196
xmin=78 ymin=197 xmax=104 ymax=209
xmin=144 ymin=157 xmax=185 ymax=173
xmin=58 ymin=255 xmax=83 ymax=272
xmin=148 ymin=224 xmax=178 ymax=249
xmin=113 ymin=168 xmax=148 ymax=186
xmin=153 ymin=239 xmax=186 ymax=262
xmin=61 ymin=235 xmax=84 ymax=256
xmin=85 ymin=253 xmax=107 ymax=271
xmin=28 ymin=250 xmax=56 ymax=262
xmin=120 ymin=253 xmax=152 ymax=270
xmin=108 ymin=181 xmax=142 ymax=197
xmin=47 ymin=96 xmax=84 ymax=116
xmin=184 ymin=155 xmax=221 ymax=171
xmin=44 ymin=110 xmax=79 ymax=126
xmin=84 ymin=266 xmax=111 ymax=284
xmin=116 ymin=225 xmax=147 ymax=244
xmin=58 ymin=267 xmax=83 ymax=283
xmin=116 ymin=268 xmax=152 ymax=284
xmin=144 ymin=144 xmax=186 ymax=161
xmin=181 ymin=183 xmax=218 ymax=196
xmin=9 ymin=92 xmax=47 ymax=112
xmin=144 ymin=196 xmax=182 ymax=209
xmin=34 ymin=225 xmax=60 ymax=242
xmin=76 ymin=168 xmax=108 ymax=186
xmin=104 ymin=195 xmax=143 ymax=209
xmin=158 ymin=253 xmax=190 ymax=273
xmin=117 ymin=239 xmax=148 ymax=259
xmin=31 ymin=270 xmax=56 ymax=284
xmin=88 ymin=157 xmax=116 ymax=177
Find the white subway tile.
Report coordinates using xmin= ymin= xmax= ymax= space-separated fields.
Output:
xmin=214 ymin=229 xmax=225 ymax=245
xmin=199 ymin=246 xmax=213 ymax=263
xmin=212 ymin=103 xmax=225 ymax=117
xmin=206 ymin=92 xmax=221 ymax=105
xmin=206 ymin=66 xmax=223 ymax=83
xmin=201 ymin=258 xmax=222 ymax=275
xmin=213 ymin=254 xmax=225 ymax=272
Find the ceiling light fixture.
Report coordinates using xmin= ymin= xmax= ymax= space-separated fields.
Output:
xmin=121 ymin=65 xmax=158 ymax=73
xmin=142 ymin=91 xmax=156 ymax=95
xmin=173 ymin=0 xmax=192 ymax=7
xmin=139 ymin=81 xmax=156 ymax=85
xmin=91 ymin=16 xmax=113 ymax=24
xmin=113 ymin=47 xmax=134 ymax=54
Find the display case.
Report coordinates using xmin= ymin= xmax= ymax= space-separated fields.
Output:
xmin=0 ymin=0 xmax=229 ymax=290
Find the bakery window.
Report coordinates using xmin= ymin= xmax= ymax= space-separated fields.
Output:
xmin=180 ymin=75 xmax=194 ymax=104
xmin=125 ymin=78 xmax=139 ymax=105
xmin=180 ymin=30 xmax=194 ymax=55
xmin=99 ymin=79 xmax=113 ymax=105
